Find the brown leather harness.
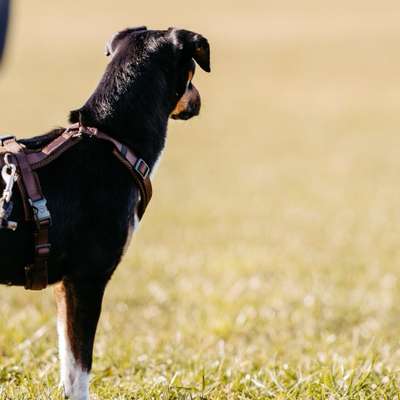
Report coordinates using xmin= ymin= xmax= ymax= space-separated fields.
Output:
xmin=0 ymin=124 xmax=152 ymax=290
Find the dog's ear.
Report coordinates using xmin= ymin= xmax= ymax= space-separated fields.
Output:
xmin=105 ymin=32 xmax=119 ymax=57
xmin=170 ymin=29 xmax=211 ymax=72
xmin=105 ymin=26 xmax=147 ymax=57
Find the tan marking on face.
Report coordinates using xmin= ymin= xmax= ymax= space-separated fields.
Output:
xmin=171 ymin=94 xmax=190 ymax=116
xmin=170 ymin=70 xmax=195 ymax=117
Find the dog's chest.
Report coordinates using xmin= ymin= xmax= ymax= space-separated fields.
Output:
xmin=122 ymin=150 xmax=163 ymax=255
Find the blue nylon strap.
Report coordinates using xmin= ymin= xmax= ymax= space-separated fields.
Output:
xmin=0 ymin=0 xmax=10 ymax=64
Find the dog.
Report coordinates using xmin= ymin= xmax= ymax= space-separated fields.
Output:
xmin=0 ymin=26 xmax=210 ymax=399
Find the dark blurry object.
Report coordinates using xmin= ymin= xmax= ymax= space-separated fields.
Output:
xmin=0 ymin=0 xmax=10 ymax=64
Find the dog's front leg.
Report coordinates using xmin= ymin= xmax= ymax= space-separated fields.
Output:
xmin=54 ymin=277 xmax=107 ymax=400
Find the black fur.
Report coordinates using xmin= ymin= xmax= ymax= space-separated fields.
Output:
xmin=0 ymin=27 xmax=210 ymax=382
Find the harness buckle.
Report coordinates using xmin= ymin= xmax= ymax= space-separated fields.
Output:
xmin=78 ymin=126 xmax=98 ymax=137
xmin=34 ymin=243 xmax=51 ymax=258
xmin=0 ymin=135 xmax=16 ymax=146
xmin=29 ymin=198 xmax=52 ymax=226
xmin=133 ymin=159 xmax=150 ymax=179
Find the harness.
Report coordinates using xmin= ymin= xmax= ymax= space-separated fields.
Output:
xmin=0 ymin=124 xmax=152 ymax=290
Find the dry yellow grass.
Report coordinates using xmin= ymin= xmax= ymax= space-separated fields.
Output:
xmin=1 ymin=1 xmax=400 ymax=398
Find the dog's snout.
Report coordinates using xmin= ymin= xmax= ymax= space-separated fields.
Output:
xmin=171 ymin=101 xmax=200 ymax=120
xmin=177 ymin=109 xmax=195 ymax=120
xmin=170 ymin=86 xmax=201 ymax=121
xmin=186 ymin=102 xmax=200 ymax=117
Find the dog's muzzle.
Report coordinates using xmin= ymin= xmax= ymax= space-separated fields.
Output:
xmin=170 ymin=85 xmax=201 ymax=120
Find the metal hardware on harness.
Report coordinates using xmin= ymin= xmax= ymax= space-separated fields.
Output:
xmin=0 ymin=135 xmax=16 ymax=146
xmin=29 ymin=198 xmax=51 ymax=226
xmin=0 ymin=153 xmax=18 ymax=230
xmin=133 ymin=159 xmax=150 ymax=179
xmin=78 ymin=125 xmax=98 ymax=137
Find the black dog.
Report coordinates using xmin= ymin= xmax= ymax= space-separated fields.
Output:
xmin=0 ymin=26 xmax=210 ymax=399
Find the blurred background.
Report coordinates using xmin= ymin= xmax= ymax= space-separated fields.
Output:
xmin=1 ymin=0 xmax=400 ymax=398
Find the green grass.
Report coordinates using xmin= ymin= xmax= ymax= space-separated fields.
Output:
xmin=2 ymin=0 xmax=400 ymax=398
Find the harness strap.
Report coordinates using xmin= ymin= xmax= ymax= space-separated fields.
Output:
xmin=26 ymin=125 xmax=152 ymax=218
xmin=27 ymin=130 xmax=82 ymax=168
xmin=0 ymin=125 xmax=152 ymax=290
xmin=2 ymin=138 xmax=50 ymax=290
xmin=84 ymin=127 xmax=152 ymax=219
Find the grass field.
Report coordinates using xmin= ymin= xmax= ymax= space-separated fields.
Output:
xmin=2 ymin=1 xmax=400 ymax=398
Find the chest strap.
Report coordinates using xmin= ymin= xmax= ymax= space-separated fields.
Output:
xmin=1 ymin=125 xmax=152 ymax=290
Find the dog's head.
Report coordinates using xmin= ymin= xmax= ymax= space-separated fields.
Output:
xmin=104 ymin=26 xmax=211 ymax=121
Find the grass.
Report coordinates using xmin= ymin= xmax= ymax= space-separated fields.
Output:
xmin=2 ymin=0 xmax=400 ymax=398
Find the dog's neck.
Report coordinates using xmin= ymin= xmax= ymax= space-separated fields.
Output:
xmin=70 ymin=62 xmax=172 ymax=169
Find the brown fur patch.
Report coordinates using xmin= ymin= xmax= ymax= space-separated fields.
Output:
xmin=54 ymin=282 xmax=67 ymax=325
xmin=170 ymin=70 xmax=195 ymax=117
xmin=54 ymin=279 xmax=107 ymax=372
xmin=171 ymin=94 xmax=191 ymax=116
xmin=54 ymin=280 xmax=82 ymax=369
